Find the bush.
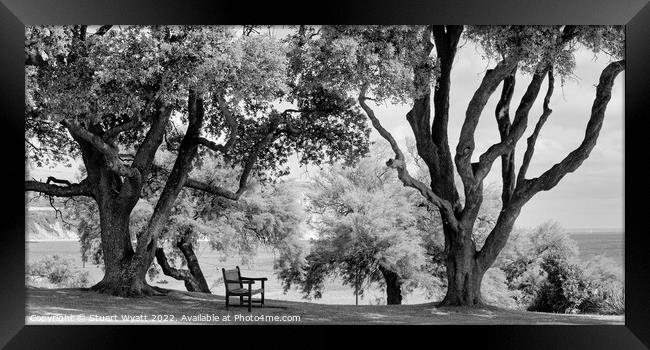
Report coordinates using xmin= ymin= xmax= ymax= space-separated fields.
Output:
xmin=26 ymin=255 xmax=90 ymax=288
xmin=597 ymin=284 xmax=625 ymax=315
xmin=527 ymin=253 xmax=592 ymax=313
xmin=526 ymin=252 xmax=625 ymax=315
xmin=581 ymin=255 xmax=624 ymax=315
xmin=496 ymin=222 xmax=624 ymax=314
xmin=481 ymin=268 xmax=520 ymax=309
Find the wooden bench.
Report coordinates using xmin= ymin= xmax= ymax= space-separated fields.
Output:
xmin=222 ymin=266 xmax=267 ymax=312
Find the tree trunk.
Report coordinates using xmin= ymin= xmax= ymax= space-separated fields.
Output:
xmin=439 ymin=229 xmax=485 ymax=307
xmin=154 ymin=232 xmax=211 ymax=293
xmin=90 ymin=197 xmax=161 ymax=296
xmin=176 ymin=233 xmax=211 ymax=292
xmin=154 ymin=246 xmax=210 ymax=293
xmin=379 ymin=265 xmax=402 ymax=305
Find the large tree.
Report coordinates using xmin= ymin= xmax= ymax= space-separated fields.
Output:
xmin=294 ymin=25 xmax=624 ymax=306
xmin=25 ymin=25 xmax=369 ymax=296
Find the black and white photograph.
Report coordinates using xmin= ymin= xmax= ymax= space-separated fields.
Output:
xmin=20 ymin=24 xmax=630 ymax=327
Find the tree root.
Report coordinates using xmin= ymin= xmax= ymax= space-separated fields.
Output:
xmin=438 ymin=295 xmax=485 ymax=308
xmin=89 ymin=279 xmax=168 ymax=297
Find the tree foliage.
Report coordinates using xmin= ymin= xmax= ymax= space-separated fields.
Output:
xmin=277 ymin=145 xmax=435 ymax=302
xmin=25 ymin=25 xmax=371 ymax=296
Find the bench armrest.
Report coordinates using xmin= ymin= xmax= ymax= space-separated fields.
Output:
xmin=224 ymin=279 xmax=255 ymax=285
xmin=240 ymin=276 xmax=268 ymax=281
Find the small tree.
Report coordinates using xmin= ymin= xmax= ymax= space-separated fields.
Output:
xmin=281 ymin=146 xmax=431 ymax=305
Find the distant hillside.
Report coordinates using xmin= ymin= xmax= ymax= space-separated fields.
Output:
xmin=26 ymin=208 xmax=78 ymax=241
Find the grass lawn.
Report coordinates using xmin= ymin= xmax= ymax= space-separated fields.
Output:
xmin=26 ymin=287 xmax=624 ymax=325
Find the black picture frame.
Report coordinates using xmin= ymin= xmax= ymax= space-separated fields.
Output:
xmin=2 ymin=0 xmax=649 ymax=348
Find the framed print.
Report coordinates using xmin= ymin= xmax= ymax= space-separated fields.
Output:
xmin=2 ymin=0 xmax=649 ymax=348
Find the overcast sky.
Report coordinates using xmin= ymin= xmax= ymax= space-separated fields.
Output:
xmin=27 ymin=30 xmax=624 ymax=232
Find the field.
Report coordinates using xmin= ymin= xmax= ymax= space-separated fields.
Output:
xmin=25 ymin=232 xmax=624 ymax=306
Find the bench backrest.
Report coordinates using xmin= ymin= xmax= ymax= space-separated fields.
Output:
xmin=222 ymin=266 xmax=242 ymax=291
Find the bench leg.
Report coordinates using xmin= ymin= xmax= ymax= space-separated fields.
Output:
xmin=225 ymin=294 xmax=229 ymax=309
xmin=239 ymin=296 xmax=243 ymax=306
xmin=248 ymin=292 xmax=252 ymax=312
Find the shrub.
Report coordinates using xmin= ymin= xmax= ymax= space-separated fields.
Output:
xmin=527 ymin=253 xmax=589 ymax=313
xmin=581 ymin=255 xmax=625 ymax=315
xmin=26 ymin=255 xmax=90 ymax=288
xmin=481 ymin=268 xmax=520 ymax=309
xmin=598 ymin=284 xmax=625 ymax=315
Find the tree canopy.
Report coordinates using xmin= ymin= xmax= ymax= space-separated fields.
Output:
xmin=25 ymin=25 xmax=371 ymax=296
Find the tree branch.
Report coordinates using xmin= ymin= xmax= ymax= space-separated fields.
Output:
xmin=213 ymin=89 xmax=239 ymax=155
xmin=61 ymin=119 xmax=140 ymax=178
xmin=516 ymin=69 xmax=555 ymax=185
xmin=93 ymin=25 xmax=113 ymax=36
xmin=184 ymin=178 xmax=243 ymax=201
xmin=132 ymin=104 xmax=173 ymax=175
xmin=195 ymin=136 xmax=229 ymax=154
xmin=454 ymin=57 xmax=519 ymax=190
xmin=155 ymin=248 xmax=194 ymax=281
xmin=524 ymin=60 xmax=625 ymax=195
xmin=405 ymin=26 xmax=438 ymax=171
xmin=359 ymin=84 xmax=405 ymax=161
xmin=470 ymin=25 xmax=582 ymax=191
xmin=456 ymin=25 xmax=579 ymax=196
xmin=473 ymin=63 xmax=551 ymax=187
xmin=477 ymin=59 xmax=624 ymax=269
xmin=429 ymin=25 xmax=464 ymax=213
xmin=358 ymin=85 xmax=460 ymax=231
xmin=102 ymin=114 xmax=141 ymax=142
xmin=494 ymin=69 xmax=517 ymax=205
xmin=25 ymin=178 xmax=93 ymax=197
xmin=133 ymin=89 xmax=204 ymax=263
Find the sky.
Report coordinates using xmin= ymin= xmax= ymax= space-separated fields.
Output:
xmin=27 ymin=28 xmax=624 ymax=232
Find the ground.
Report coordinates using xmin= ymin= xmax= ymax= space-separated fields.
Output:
xmin=26 ymin=287 xmax=624 ymax=325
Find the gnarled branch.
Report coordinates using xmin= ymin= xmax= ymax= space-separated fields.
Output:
xmin=517 ymin=69 xmax=555 ymax=185
xmin=61 ymin=119 xmax=140 ymax=178
xmin=494 ymin=69 xmax=517 ymax=205
xmin=473 ymin=63 xmax=551 ymax=185
xmin=102 ymin=114 xmax=141 ymax=142
xmin=524 ymin=60 xmax=625 ymax=195
xmin=195 ymin=137 xmax=227 ymax=154
xmin=478 ymin=59 xmax=624 ymax=269
xmin=25 ymin=177 xmax=93 ymax=197
xmin=358 ymin=85 xmax=460 ymax=231
xmin=155 ymin=248 xmax=191 ymax=279
xmin=132 ymin=104 xmax=173 ymax=175
xmin=454 ymin=57 xmax=519 ymax=190
xmin=93 ymin=25 xmax=113 ymax=36
xmin=359 ymin=84 xmax=405 ymax=161
xmin=184 ymin=178 xmax=243 ymax=201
